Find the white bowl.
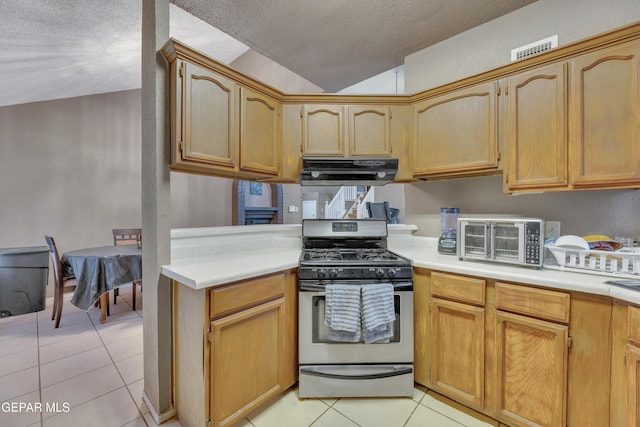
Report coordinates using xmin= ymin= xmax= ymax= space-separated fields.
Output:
xmin=554 ymin=235 xmax=590 ymax=250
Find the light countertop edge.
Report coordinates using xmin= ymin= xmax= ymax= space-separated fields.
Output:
xmin=162 ymin=225 xmax=640 ymax=305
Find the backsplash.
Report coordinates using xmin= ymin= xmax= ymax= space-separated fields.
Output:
xmin=404 ymin=175 xmax=640 ymax=239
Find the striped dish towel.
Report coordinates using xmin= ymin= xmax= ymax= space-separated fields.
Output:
xmin=325 ymin=284 xmax=361 ymax=342
xmin=361 ymin=283 xmax=395 ymax=343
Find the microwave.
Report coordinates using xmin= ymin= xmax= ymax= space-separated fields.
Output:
xmin=457 ymin=218 xmax=545 ymax=267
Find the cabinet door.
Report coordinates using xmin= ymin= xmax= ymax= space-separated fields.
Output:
xmin=628 ymin=344 xmax=640 ymax=427
xmin=348 ymin=105 xmax=391 ymax=156
xmin=210 ymin=298 xmax=285 ymax=427
xmin=431 ymin=298 xmax=485 ymax=410
xmin=506 ymin=63 xmax=568 ymax=191
xmin=240 ymin=87 xmax=281 ymax=175
xmin=413 ymin=81 xmax=499 ymax=177
xmin=570 ymin=41 xmax=640 ymax=188
xmin=495 ymin=310 xmax=568 ymax=427
xmin=302 ymin=105 xmax=344 ymax=156
xmin=180 ymin=61 xmax=238 ymax=169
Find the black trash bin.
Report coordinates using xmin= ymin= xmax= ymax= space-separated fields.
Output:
xmin=0 ymin=246 xmax=49 ymax=318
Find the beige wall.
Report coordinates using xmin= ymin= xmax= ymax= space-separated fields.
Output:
xmin=405 ymin=175 xmax=640 ymax=238
xmin=405 ymin=0 xmax=640 ymax=93
xmin=0 ymin=90 xmax=142 ymax=252
xmin=230 ymin=49 xmax=323 ymax=93
xmin=0 ymin=89 xmax=304 ymax=249
xmin=0 ymin=89 xmax=302 ymax=298
xmin=403 ymin=1 xmax=640 ymax=239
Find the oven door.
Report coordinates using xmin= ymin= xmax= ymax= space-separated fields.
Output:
xmin=298 ymin=281 xmax=413 ymax=365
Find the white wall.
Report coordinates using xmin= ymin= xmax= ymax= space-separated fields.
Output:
xmin=405 ymin=0 xmax=640 ymax=93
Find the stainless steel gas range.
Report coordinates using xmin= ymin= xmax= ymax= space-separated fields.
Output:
xmin=298 ymin=219 xmax=414 ymax=398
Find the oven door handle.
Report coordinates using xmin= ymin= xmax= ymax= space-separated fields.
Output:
xmin=299 ymin=366 xmax=413 ymax=380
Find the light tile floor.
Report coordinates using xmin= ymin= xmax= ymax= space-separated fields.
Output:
xmin=1 ymin=286 xmax=495 ymax=427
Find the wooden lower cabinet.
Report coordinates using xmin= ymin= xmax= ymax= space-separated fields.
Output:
xmin=208 ymin=272 xmax=298 ymax=427
xmin=620 ymin=305 xmax=640 ymax=427
xmin=493 ymin=310 xmax=568 ymax=427
xmin=413 ymin=268 xmax=431 ymax=386
xmin=431 ymin=298 xmax=485 ymax=410
xmin=414 ymin=270 xmax=619 ymax=427
xmin=210 ymin=298 xmax=286 ymax=427
xmin=173 ymin=270 xmax=297 ymax=427
xmin=627 ymin=344 xmax=640 ymax=426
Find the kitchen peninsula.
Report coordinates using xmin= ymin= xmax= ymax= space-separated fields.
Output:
xmin=163 ymin=224 xmax=640 ymax=427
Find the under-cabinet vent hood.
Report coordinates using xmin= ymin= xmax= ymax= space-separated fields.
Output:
xmin=300 ymin=157 xmax=398 ymax=186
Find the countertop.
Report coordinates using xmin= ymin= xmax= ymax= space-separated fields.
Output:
xmin=161 ymin=224 xmax=640 ymax=305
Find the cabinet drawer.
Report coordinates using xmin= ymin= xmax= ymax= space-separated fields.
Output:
xmin=495 ymin=282 xmax=570 ymax=323
xmin=431 ymin=272 xmax=485 ymax=306
xmin=210 ymin=273 xmax=284 ymax=318
xmin=628 ymin=306 xmax=640 ymax=344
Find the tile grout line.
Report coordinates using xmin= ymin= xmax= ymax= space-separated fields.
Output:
xmin=307 ymin=399 xmax=342 ymax=427
xmin=38 ymin=291 xmax=148 ymax=427
xmin=87 ymin=290 xmax=149 ymax=427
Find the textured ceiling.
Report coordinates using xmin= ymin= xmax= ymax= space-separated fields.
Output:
xmin=172 ymin=0 xmax=537 ymax=92
xmin=0 ymin=0 xmax=537 ymax=107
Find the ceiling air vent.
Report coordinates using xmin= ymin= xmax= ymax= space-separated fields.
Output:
xmin=511 ymin=35 xmax=558 ymax=61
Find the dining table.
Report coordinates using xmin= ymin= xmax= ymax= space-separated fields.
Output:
xmin=61 ymin=244 xmax=142 ymax=323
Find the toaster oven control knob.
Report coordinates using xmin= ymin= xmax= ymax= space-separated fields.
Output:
xmin=316 ymin=269 xmax=327 ymax=279
xmin=328 ymin=268 xmax=338 ymax=278
xmin=375 ymin=268 xmax=385 ymax=277
xmin=387 ymin=268 xmax=397 ymax=278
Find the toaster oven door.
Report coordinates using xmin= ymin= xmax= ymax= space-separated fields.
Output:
xmin=458 ymin=221 xmax=490 ymax=259
xmin=492 ymin=221 xmax=525 ymax=263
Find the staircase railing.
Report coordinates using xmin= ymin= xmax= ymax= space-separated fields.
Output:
xmin=356 ymin=187 xmax=375 ymax=218
xmin=324 ymin=186 xmax=358 ymax=219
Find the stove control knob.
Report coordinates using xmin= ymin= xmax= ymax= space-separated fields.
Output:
xmin=375 ymin=268 xmax=385 ymax=278
xmin=316 ymin=269 xmax=327 ymax=279
xmin=387 ymin=268 xmax=397 ymax=278
xmin=328 ymin=268 xmax=338 ymax=278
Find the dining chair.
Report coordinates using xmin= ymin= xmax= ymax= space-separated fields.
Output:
xmin=112 ymin=228 xmax=142 ymax=309
xmin=44 ymin=235 xmax=77 ymax=328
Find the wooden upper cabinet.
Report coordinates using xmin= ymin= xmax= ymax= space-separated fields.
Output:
xmin=413 ymin=81 xmax=499 ymax=177
xmin=302 ymin=105 xmax=344 ymax=156
xmin=302 ymin=104 xmax=392 ymax=157
xmin=178 ymin=61 xmax=238 ymax=170
xmin=348 ymin=106 xmax=391 ymax=156
xmin=240 ymin=87 xmax=281 ymax=175
xmin=570 ymin=40 xmax=640 ymax=189
xmin=505 ymin=63 xmax=568 ymax=191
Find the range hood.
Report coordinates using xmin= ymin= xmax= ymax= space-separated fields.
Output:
xmin=300 ymin=157 xmax=398 ymax=186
